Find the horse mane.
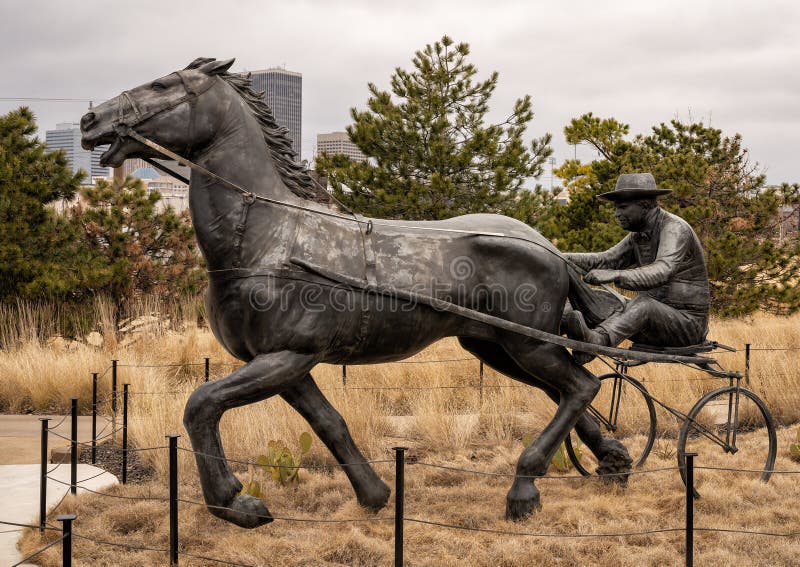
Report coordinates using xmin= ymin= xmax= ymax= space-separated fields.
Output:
xmin=185 ymin=58 xmax=331 ymax=204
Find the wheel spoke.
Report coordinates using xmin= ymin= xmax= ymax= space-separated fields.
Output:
xmin=587 ymin=404 xmax=614 ymax=431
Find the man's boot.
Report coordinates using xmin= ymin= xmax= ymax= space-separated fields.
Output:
xmin=564 ymin=310 xmax=609 ymax=365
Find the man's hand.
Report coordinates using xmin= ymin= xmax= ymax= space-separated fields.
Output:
xmin=584 ymin=269 xmax=618 ymax=285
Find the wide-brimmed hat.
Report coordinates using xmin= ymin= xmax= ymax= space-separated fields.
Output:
xmin=598 ymin=173 xmax=672 ymax=202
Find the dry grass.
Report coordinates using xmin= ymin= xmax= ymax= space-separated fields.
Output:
xmin=17 ymin=427 xmax=800 ymax=566
xmin=6 ymin=311 xmax=800 ymax=564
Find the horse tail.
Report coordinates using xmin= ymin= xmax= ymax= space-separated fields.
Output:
xmin=565 ymin=265 xmax=626 ymax=328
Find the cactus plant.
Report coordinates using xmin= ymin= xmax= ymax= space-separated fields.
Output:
xmin=241 ymin=465 xmax=263 ymax=498
xmin=550 ymin=442 xmax=574 ymax=473
xmin=240 ymin=432 xmax=314 ymax=498
xmin=790 ymin=428 xmax=800 ymax=463
xmin=521 ymin=434 xmax=581 ymax=473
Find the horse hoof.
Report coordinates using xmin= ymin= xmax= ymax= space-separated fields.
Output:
xmin=596 ymin=442 xmax=633 ymax=485
xmin=209 ymin=494 xmax=274 ymax=529
xmin=358 ymin=481 xmax=391 ymax=512
xmin=505 ymin=484 xmax=541 ymax=522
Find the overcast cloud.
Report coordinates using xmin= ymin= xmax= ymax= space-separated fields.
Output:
xmin=1 ymin=0 xmax=798 ymax=184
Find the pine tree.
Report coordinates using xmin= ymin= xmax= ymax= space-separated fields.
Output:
xmin=0 ymin=107 xmax=84 ymax=300
xmin=546 ymin=113 xmax=800 ymax=316
xmin=316 ymin=35 xmax=553 ymax=220
xmin=68 ymin=177 xmax=204 ymax=321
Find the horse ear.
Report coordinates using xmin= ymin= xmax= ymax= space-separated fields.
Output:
xmin=198 ymin=58 xmax=235 ymax=76
xmin=185 ymin=57 xmax=216 ymax=70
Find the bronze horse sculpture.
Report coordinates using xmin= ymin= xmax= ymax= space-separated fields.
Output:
xmin=80 ymin=58 xmax=631 ymax=528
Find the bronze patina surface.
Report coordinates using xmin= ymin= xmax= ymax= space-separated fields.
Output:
xmin=81 ymin=58 xmax=633 ymax=527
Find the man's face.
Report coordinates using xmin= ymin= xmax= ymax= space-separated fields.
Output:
xmin=614 ymin=201 xmax=652 ymax=232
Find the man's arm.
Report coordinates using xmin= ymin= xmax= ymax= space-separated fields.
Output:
xmin=565 ymin=235 xmax=636 ymax=272
xmin=611 ymin=222 xmax=690 ymax=291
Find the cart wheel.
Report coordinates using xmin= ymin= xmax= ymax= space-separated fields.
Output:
xmin=677 ymin=386 xmax=777 ymax=498
xmin=566 ymin=372 xmax=656 ymax=476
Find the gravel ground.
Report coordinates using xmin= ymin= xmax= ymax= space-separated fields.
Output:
xmin=78 ymin=440 xmax=156 ymax=483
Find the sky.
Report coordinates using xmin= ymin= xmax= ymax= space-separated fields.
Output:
xmin=1 ymin=0 xmax=798 ymax=185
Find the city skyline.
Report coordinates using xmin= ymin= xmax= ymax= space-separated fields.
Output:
xmin=1 ymin=1 xmax=798 ymax=186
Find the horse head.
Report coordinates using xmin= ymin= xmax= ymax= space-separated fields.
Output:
xmin=80 ymin=57 xmax=235 ymax=168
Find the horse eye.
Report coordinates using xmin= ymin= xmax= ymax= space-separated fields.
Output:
xmin=151 ymin=82 xmax=167 ymax=91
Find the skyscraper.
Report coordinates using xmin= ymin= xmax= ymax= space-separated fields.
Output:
xmin=45 ymin=123 xmax=109 ymax=181
xmin=316 ymin=132 xmax=367 ymax=163
xmin=249 ymin=68 xmax=302 ymax=158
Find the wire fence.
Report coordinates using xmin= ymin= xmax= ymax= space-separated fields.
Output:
xmin=46 ymin=343 xmax=800 ymax=411
xmin=29 ymin=418 xmax=800 ymax=567
xmin=19 ymin=345 xmax=800 ymax=566
xmin=11 ymin=534 xmax=66 ymax=567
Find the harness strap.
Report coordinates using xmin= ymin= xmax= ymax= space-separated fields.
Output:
xmin=232 ymin=194 xmax=256 ymax=268
xmin=121 ymin=92 xmax=141 ymax=122
xmin=356 ymin=214 xmax=377 ymax=287
xmin=176 ymin=71 xmax=199 ymax=156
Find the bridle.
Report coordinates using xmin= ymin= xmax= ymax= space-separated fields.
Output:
xmin=114 ymin=70 xmax=217 ymax=157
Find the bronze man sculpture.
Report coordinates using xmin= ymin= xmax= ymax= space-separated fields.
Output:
xmin=564 ymin=173 xmax=710 ymax=364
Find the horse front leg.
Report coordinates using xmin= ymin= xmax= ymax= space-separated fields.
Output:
xmin=183 ymin=350 xmax=318 ymax=528
xmin=281 ymin=374 xmax=391 ymax=511
xmin=503 ymin=342 xmax=600 ymax=521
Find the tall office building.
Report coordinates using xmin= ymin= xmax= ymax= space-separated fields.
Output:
xmin=249 ymin=68 xmax=302 ymax=158
xmin=316 ymin=132 xmax=367 ymax=163
xmin=45 ymin=123 xmax=109 ymax=181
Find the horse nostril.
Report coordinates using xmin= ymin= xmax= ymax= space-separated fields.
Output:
xmin=81 ymin=112 xmax=96 ymax=130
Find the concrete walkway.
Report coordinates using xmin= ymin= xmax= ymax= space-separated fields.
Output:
xmin=0 ymin=415 xmax=117 ymax=564
xmin=1 ymin=415 xmax=105 ymax=465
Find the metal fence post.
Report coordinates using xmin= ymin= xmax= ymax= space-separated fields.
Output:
xmin=744 ymin=343 xmax=751 ymax=385
xmin=91 ymin=372 xmax=98 ymax=464
xmin=684 ymin=452 xmax=696 ymax=567
xmin=122 ymin=384 xmax=129 ymax=484
xmin=204 ymin=357 xmax=210 ymax=382
xmin=111 ymin=359 xmax=118 ymax=443
xmin=111 ymin=359 xmax=118 ymax=414
xmin=342 ymin=364 xmax=347 ymax=388
xmin=39 ymin=418 xmax=49 ymax=532
xmin=57 ymin=513 xmax=77 ymax=567
xmin=168 ymin=434 xmax=180 ymax=565
xmin=393 ymin=446 xmax=407 ymax=567
xmin=70 ymin=397 xmax=78 ymax=496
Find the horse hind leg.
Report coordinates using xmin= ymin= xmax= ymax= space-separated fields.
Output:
xmin=183 ymin=351 xmax=319 ymax=528
xmin=281 ymin=374 xmax=390 ymax=510
xmin=458 ymin=337 xmax=630 ymax=482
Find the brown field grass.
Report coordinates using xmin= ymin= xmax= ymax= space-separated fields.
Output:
xmin=7 ymin=311 xmax=800 ymax=565
xmin=17 ymin=427 xmax=800 ymax=566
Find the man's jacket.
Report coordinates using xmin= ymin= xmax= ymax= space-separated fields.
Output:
xmin=567 ymin=208 xmax=710 ymax=312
